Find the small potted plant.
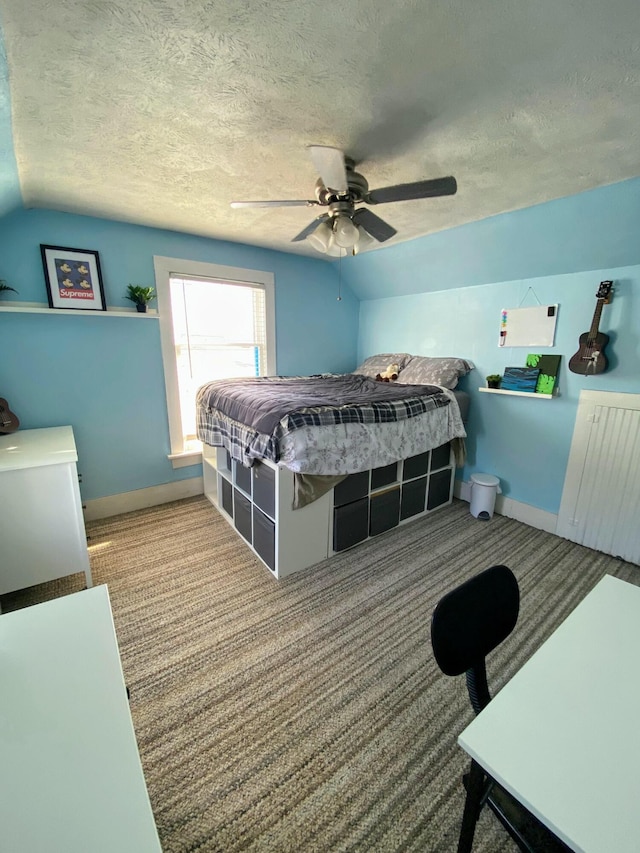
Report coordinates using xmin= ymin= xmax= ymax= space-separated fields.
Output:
xmin=0 ymin=280 xmax=18 ymax=299
xmin=486 ymin=374 xmax=502 ymax=389
xmin=125 ymin=284 xmax=156 ymax=313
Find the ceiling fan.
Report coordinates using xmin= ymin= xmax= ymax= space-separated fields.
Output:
xmin=230 ymin=145 xmax=457 ymax=255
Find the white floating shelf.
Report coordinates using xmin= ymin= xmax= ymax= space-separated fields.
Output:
xmin=479 ymin=387 xmax=555 ymax=399
xmin=0 ymin=301 xmax=158 ymax=318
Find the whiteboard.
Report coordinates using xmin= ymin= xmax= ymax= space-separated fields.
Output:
xmin=499 ymin=304 xmax=558 ymax=347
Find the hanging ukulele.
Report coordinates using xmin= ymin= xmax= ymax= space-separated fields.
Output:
xmin=0 ymin=397 xmax=20 ymax=434
xmin=568 ymin=281 xmax=613 ymax=375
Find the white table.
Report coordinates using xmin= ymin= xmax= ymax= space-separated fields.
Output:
xmin=458 ymin=574 xmax=640 ymax=853
xmin=0 ymin=585 xmax=162 ymax=852
xmin=0 ymin=426 xmax=92 ymax=600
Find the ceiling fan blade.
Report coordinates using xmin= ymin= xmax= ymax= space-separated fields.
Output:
xmin=291 ymin=214 xmax=330 ymax=242
xmin=367 ymin=176 xmax=457 ymax=204
xmin=230 ymin=199 xmax=317 ymax=209
xmin=308 ymin=145 xmax=348 ymax=193
xmin=352 ymin=208 xmax=397 ymax=242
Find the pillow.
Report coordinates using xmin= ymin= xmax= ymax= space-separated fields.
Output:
xmin=397 ymin=356 xmax=474 ymax=389
xmin=354 ymin=353 xmax=412 ymax=378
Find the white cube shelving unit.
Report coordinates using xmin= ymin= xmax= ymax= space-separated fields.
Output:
xmin=202 ymin=442 xmax=456 ymax=578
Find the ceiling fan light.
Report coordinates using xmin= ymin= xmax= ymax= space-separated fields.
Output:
xmin=333 ymin=214 xmax=359 ymax=248
xmin=353 ymin=226 xmax=375 ymax=254
xmin=307 ymin=220 xmax=333 ymax=253
xmin=326 ymin=237 xmax=343 ymax=257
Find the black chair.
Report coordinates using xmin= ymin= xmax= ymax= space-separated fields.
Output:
xmin=431 ymin=565 xmax=571 ymax=853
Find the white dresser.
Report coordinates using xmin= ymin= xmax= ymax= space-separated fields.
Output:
xmin=0 ymin=425 xmax=92 ymax=599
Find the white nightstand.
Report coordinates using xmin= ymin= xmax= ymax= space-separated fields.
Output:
xmin=0 ymin=426 xmax=92 ymax=602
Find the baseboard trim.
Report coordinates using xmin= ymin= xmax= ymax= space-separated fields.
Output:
xmin=86 ymin=476 xmax=558 ymax=532
xmin=454 ymin=480 xmax=558 ymax=535
xmin=83 ymin=477 xmax=204 ymax=521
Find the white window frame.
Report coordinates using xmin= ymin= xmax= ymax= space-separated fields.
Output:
xmin=154 ymin=256 xmax=276 ymax=468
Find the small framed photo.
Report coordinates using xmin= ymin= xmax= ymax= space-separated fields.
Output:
xmin=40 ymin=245 xmax=106 ymax=311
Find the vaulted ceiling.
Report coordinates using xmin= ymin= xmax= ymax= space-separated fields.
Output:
xmin=2 ymin=0 xmax=639 ymax=257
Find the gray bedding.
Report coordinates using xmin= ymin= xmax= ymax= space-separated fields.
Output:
xmin=197 ymin=373 xmax=450 ymax=435
xmin=197 ymin=374 xmax=467 ymax=496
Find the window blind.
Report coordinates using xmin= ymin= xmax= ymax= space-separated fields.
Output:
xmin=169 ymin=275 xmax=268 ymax=444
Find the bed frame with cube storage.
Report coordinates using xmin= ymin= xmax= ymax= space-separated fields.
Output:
xmin=202 ymin=441 xmax=456 ymax=578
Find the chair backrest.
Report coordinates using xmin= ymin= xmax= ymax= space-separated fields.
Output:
xmin=431 ymin=565 xmax=520 ymax=713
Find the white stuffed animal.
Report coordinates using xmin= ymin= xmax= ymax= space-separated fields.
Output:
xmin=375 ymin=363 xmax=400 ymax=382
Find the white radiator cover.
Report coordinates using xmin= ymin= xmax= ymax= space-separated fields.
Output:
xmin=557 ymin=391 xmax=640 ymax=565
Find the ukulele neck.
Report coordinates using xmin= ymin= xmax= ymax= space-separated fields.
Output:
xmin=588 ymin=300 xmax=605 ymax=341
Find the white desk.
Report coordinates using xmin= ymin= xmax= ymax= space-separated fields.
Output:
xmin=458 ymin=574 xmax=640 ymax=853
xmin=0 ymin=585 xmax=162 ymax=852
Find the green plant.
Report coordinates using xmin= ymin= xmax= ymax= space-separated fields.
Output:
xmin=0 ymin=279 xmax=18 ymax=296
xmin=125 ymin=284 xmax=155 ymax=305
xmin=486 ymin=374 xmax=501 ymax=383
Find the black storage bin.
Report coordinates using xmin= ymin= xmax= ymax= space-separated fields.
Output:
xmin=221 ymin=477 xmax=233 ymax=518
xmin=333 ymin=497 xmax=369 ymax=551
xmin=427 ymin=469 xmax=453 ymax=510
xmin=371 ymin=463 xmax=398 ymax=491
xmin=253 ymin=461 xmax=276 ymax=518
xmin=253 ymin=506 xmax=276 ymax=571
xmin=403 ymin=452 xmax=429 ymax=481
xmin=401 ymin=477 xmax=427 ymax=520
xmin=225 ymin=450 xmax=232 ymax=472
xmin=233 ymin=490 xmax=252 ymax=543
xmin=370 ymin=487 xmax=400 ymax=536
xmin=430 ymin=443 xmax=451 ymax=471
xmin=234 ymin=461 xmax=252 ymax=496
xmin=334 ymin=471 xmax=369 ymax=507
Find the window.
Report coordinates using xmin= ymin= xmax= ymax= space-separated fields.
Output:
xmin=154 ymin=257 xmax=276 ymax=466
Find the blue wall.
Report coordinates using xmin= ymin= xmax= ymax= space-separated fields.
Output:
xmin=359 ymin=266 xmax=638 ymax=514
xmin=343 ymin=177 xmax=640 ymax=300
xmin=0 ymin=209 xmax=359 ymax=500
xmin=354 ymin=178 xmax=640 ymax=516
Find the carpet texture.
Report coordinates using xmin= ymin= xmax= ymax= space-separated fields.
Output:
xmin=3 ymin=497 xmax=638 ymax=852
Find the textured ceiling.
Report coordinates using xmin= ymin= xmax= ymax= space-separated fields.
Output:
xmin=2 ymin=0 xmax=640 ymax=257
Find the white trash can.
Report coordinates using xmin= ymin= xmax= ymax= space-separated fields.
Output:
xmin=469 ymin=473 xmax=501 ymax=520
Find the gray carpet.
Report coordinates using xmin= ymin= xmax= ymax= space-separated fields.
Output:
xmin=3 ymin=497 xmax=638 ymax=852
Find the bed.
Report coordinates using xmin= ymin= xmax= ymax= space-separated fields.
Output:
xmin=196 ymin=353 xmax=473 ymax=578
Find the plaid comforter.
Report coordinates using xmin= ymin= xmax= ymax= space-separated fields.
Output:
xmin=196 ymin=373 xmax=451 ymax=466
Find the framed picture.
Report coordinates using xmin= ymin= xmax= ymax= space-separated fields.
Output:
xmin=40 ymin=245 xmax=106 ymax=311
xmin=501 ymin=366 xmax=540 ymax=392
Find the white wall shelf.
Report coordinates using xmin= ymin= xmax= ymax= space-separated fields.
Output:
xmin=0 ymin=301 xmax=158 ymax=318
xmin=479 ymin=387 xmax=555 ymax=399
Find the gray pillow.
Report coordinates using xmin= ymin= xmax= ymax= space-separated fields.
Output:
xmin=354 ymin=353 xmax=412 ymax=378
xmin=397 ymin=356 xmax=474 ymax=389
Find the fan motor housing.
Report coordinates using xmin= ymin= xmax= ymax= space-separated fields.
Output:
xmin=327 ymin=200 xmax=354 ymax=221
xmin=314 ymin=169 xmax=369 ymax=206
